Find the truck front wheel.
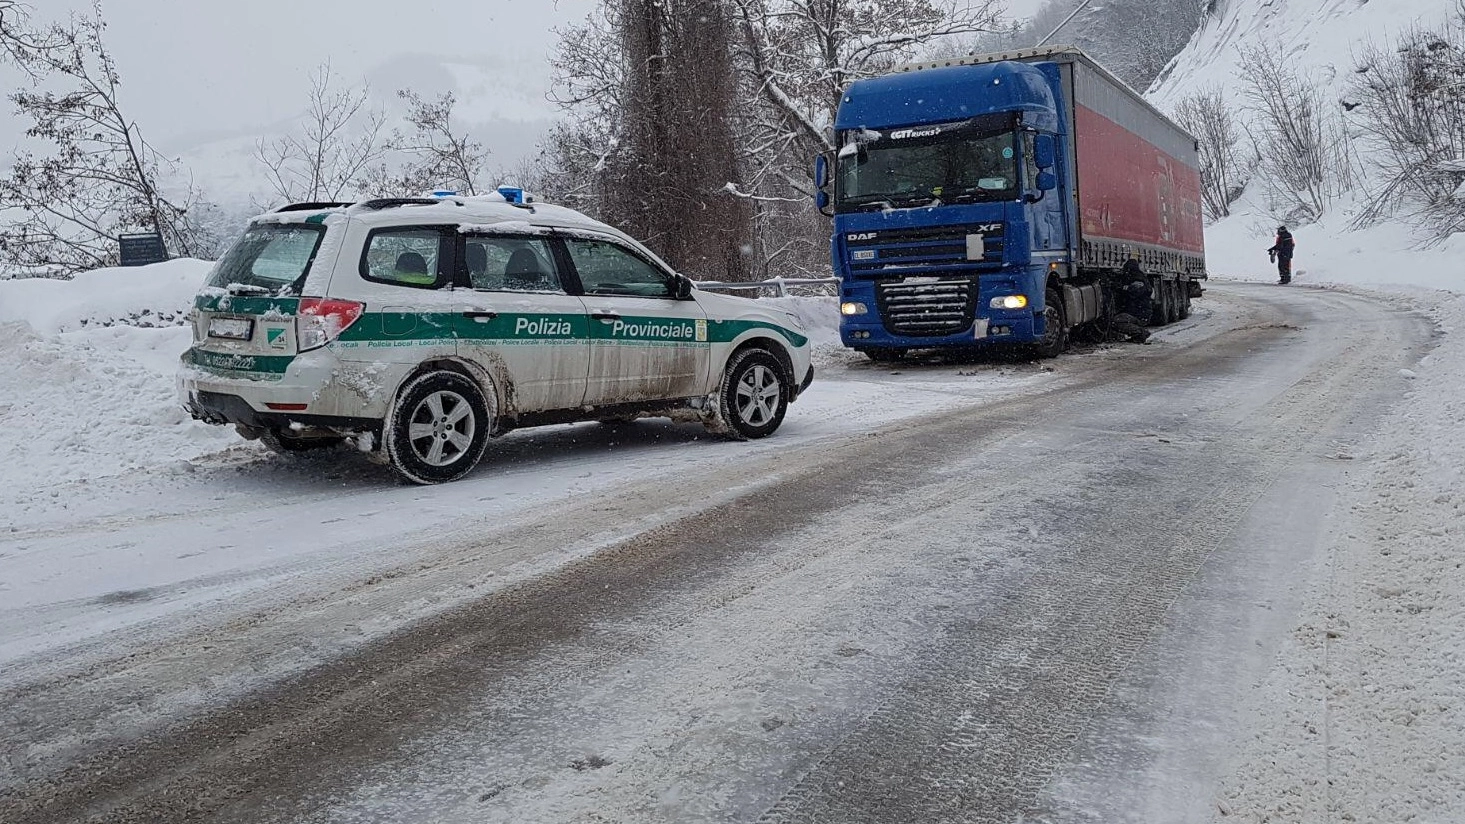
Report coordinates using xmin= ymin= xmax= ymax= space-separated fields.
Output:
xmin=1032 ymin=287 xmax=1068 ymax=359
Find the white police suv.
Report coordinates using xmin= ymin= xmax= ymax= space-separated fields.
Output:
xmin=178 ymin=190 xmax=814 ymax=484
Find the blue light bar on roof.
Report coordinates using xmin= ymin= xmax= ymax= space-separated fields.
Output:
xmin=497 ymin=186 xmax=526 ymax=204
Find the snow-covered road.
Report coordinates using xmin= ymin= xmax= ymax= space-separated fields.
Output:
xmin=2 ymin=282 xmax=1449 ymax=823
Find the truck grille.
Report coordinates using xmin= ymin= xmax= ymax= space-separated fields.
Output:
xmin=875 ymin=278 xmax=978 ymax=337
xmin=846 ymin=223 xmax=1005 ymax=275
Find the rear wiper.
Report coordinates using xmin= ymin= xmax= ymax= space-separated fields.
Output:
xmin=225 ymin=283 xmax=271 ymax=297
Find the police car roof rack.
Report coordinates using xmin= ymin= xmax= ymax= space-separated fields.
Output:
xmin=356 ymin=197 xmax=453 ymax=211
xmin=275 ymin=201 xmax=353 ymax=213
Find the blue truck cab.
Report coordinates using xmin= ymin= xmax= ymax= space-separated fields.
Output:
xmin=818 ymin=47 xmax=1206 ymax=360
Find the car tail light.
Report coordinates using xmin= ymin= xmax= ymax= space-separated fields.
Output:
xmin=297 ymin=297 xmax=365 ymax=351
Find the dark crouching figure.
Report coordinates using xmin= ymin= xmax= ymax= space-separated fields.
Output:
xmin=1267 ymin=226 xmax=1295 ymax=284
xmin=1109 ymin=279 xmax=1152 ymax=344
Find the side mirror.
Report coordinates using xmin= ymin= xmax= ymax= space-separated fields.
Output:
xmin=1036 ymin=171 xmax=1058 ymax=191
xmin=815 ymin=190 xmax=831 ymax=211
xmin=1034 ymin=133 xmax=1057 ymax=170
xmin=672 ymin=273 xmax=694 ymax=300
xmin=814 ymin=154 xmax=829 ymax=190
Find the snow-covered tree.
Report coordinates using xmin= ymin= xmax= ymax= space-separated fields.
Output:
xmin=360 ymin=90 xmax=489 ymax=197
xmin=727 ymin=0 xmax=1002 ymax=276
xmin=1173 ymin=87 xmax=1249 ymax=221
xmin=0 ymin=2 xmax=197 ymax=275
xmin=1350 ymin=4 xmax=1465 ymax=240
xmin=963 ymin=0 xmax=1207 ymax=91
xmin=254 ymin=63 xmax=386 ymax=205
xmin=1240 ymin=42 xmax=1352 ymax=225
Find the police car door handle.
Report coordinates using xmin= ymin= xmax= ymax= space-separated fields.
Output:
xmin=591 ymin=311 xmax=621 ymax=322
xmin=462 ymin=310 xmax=497 ymax=320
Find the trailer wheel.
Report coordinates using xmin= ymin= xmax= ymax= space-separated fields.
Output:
xmin=1150 ymin=280 xmax=1170 ymax=326
xmin=1179 ymin=283 xmax=1193 ymax=320
xmin=1032 ymin=286 xmax=1067 ymax=359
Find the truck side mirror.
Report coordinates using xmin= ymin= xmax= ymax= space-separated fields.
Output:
xmin=1037 ymin=171 xmax=1057 ymax=191
xmin=814 ymin=154 xmax=829 ymax=190
xmin=815 ymin=190 xmax=831 ymax=211
xmin=1034 ymin=134 xmax=1057 ymax=170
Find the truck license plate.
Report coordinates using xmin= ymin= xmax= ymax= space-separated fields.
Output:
xmin=973 ymin=318 xmax=990 ymax=339
xmin=208 ymin=318 xmax=254 ymax=340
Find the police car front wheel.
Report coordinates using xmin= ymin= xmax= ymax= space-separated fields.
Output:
xmin=718 ymin=348 xmax=788 ymax=440
xmin=385 ymin=371 xmax=493 ymax=484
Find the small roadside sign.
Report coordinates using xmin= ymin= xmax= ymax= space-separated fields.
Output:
xmin=119 ymin=232 xmax=168 ymax=267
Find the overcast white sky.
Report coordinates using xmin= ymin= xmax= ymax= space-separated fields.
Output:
xmin=5 ymin=0 xmax=1050 ymax=196
xmin=26 ymin=0 xmax=599 ymax=149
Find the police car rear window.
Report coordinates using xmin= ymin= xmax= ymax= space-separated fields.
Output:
xmin=207 ymin=224 xmax=325 ymax=295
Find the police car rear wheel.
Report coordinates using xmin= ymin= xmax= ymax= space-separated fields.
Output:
xmin=719 ymin=349 xmax=787 ymax=440
xmin=386 ymin=371 xmax=492 ymax=484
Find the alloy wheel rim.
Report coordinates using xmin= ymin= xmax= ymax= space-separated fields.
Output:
xmin=735 ymin=364 xmax=780 ymax=426
xmin=406 ymin=390 xmax=476 ymax=467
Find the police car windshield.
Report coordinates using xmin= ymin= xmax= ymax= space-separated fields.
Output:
xmin=836 ymin=117 xmax=1019 ymax=213
xmin=207 ymin=223 xmax=326 ymax=296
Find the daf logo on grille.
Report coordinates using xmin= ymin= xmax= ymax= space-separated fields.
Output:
xmin=847 ymin=232 xmax=878 ymax=241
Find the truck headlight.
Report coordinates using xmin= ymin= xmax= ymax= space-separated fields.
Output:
xmin=841 ymin=302 xmax=868 ymax=316
xmin=990 ymin=295 xmax=1029 ymax=310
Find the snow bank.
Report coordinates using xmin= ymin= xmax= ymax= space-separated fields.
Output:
xmin=763 ymin=294 xmax=840 ymax=343
xmin=1205 ymin=205 xmax=1465 ymax=291
xmin=0 ymin=260 xmax=235 ymax=487
xmin=1149 ymin=0 xmax=1451 ymax=109
xmin=0 ymin=259 xmax=214 ymax=335
xmin=0 ymin=321 xmax=236 ymax=486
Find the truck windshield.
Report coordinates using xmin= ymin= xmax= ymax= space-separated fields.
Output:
xmin=206 ymin=223 xmax=326 ymax=296
xmin=837 ymin=118 xmax=1019 ymax=212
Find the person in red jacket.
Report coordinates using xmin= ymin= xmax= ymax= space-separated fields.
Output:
xmin=1267 ymin=226 xmax=1295 ymax=284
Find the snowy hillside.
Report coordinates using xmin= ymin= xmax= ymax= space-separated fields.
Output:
xmin=1150 ymin=0 xmax=1447 ymax=111
xmin=1150 ymin=0 xmax=1463 ymax=290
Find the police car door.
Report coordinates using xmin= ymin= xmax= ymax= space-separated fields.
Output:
xmin=563 ymin=237 xmax=709 ymax=406
xmin=455 ymin=233 xmax=590 ymax=413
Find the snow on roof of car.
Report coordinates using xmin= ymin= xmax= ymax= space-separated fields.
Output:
xmin=253 ymin=193 xmax=622 ymax=238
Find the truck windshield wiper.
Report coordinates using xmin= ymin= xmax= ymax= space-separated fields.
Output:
xmin=946 ymin=186 xmax=1009 ymax=204
xmin=841 ymin=193 xmax=942 ymax=211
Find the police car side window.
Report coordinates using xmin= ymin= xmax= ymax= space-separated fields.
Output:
xmin=462 ymin=236 xmax=564 ymax=294
xmin=566 ymin=239 xmax=673 ymax=298
xmin=362 ymin=228 xmax=446 ymax=288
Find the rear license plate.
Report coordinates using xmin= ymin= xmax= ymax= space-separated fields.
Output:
xmin=208 ymin=317 xmax=254 ymax=340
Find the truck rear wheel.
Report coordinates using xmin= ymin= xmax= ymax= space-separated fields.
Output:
xmin=1151 ymin=281 xmax=1171 ymax=326
xmin=1179 ymin=283 xmax=1193 ymax=320
xmin=1032 ymin=287 xmax=1068 ymax=359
